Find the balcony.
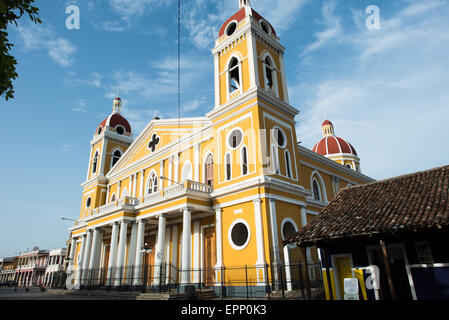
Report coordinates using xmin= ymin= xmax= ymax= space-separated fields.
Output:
xmin=81 ymin=180 xmax=213 ymax=221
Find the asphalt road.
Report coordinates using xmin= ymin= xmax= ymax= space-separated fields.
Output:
xmin=0 ymin=287 xmax=117 ymax=300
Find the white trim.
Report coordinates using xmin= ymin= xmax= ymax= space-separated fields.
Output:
xmin=271 ymin=126 xmax=287 ymax=148
xmin=261 ymin=51 xmax=279 ymax=98
xmin=284 ymin=149 xmax=292 ymax=179
xmin=225 ymin=152 xmax=232 ymax=181
xmin=310 ymin=170 xmax=328 ymax=202
xmin=145 ymin=169 xmax=159 ymax=195
xmin=202 ymin=151 xmax=214 ymax=185
xmin=110 ymin=147 xmax=123 ymax=171
xmin=181 ymin=160 xmax=193 ymax=182
xmin=226 ymin=54 xmax=244 ymax=103
xmin=228 ymin=218 xmax=251 ymax=251
xmin=331 ymin=253 xmax=355 ymax=300
xmin=225 ymin=20 xmax=238 ymax=37
xmin=226 ymin=127 xmax=244 ymax=150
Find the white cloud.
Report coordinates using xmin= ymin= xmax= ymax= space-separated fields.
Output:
xmin=61 ymin=144 xmax=73 ymax=155
xmin=302 ymin=0 xmax=341 ymax=55
xmin=64 ymin=72 xmax=102 ymax=88
xmin=71 ymin=99 xmax=88 ymax=113
xmin=15 ymin=24 xmax=77 ymax=67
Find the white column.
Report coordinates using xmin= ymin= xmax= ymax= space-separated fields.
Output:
xmin=192 ymin=220 xmax=201 ymax=283
xmin=194 ymin=143 xmax=200 ymax=182
xmin=247 ymin=32 xmax=258 ymax=89
xmin=125 ymin=222 xmax=138 ymax=284
xmin=106 ymin=186 xmax=110 ymax=203
xmin=253 ymin=199 xmax=266 ymax=283
xmin=279 ymin=53 xmax=290 ymax=104
xmin=181 ymin=207 xmax=192 ymax=284
xmin=170 ymin=225 xmax=179 ymax=283
xmin=174 ymin=154 xmax=180 ymax=183
xmin=133 ymin=173 xmax=137 ymax=197
xmin=128 ymin=176 xmax=132 ymax=197
xmin=117 ymin=181 xmax=121 ymax=200
xmin=300 ymin=205 xmax=308 ymax=228
xmin=69 ymin=237 xmax=77 ymax=266
xmin=107 ymin=222 xmax=119 ymax=285
xmin=214 ymin=208 xmax=224 ymax=282
xmin=139 ymin=170 xmax=145 ymax=199
xmin=75 ymin=235 xmax=86 ymax=289
xmin=99 ymin=138 xmax=108 ymax=176
xmin=115 ymin=221 xmax=128 ymax=285
xmin=165 ymin=226 xmax=172 ymax=285
xmin=89 ymin=228 xmax=102 ymax=272
xmin=159 ymin=160 xmax=165 ymax=190
xmin=269 ymin=198 xmax=281 ymax=286
xmin=168 ymin=156 xmax=173 ymax=186
xmin=283 ymin=245 xmax=292 ymax=291
xmin=82 ymin=230 xmax=93 ymax=284
xmin=133 ymin=220 xmax=146 ymax=285
xmin=214 ymin=53 xmax=220 ymax=108
xmin=154 ymin=215 xmax=167 ymax=285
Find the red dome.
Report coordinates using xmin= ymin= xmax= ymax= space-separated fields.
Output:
xmin=313 ymin=136 xmax=358 ymax=157
xmin=96 ymin=113 xmax=131 ymax=134
xmin=219 ymin=7 xmax=277 ymax=38
xmin=322 ymin=120 xmax=333 ymax=126
xmin=114 ymin=97 xmax=121 ymax=101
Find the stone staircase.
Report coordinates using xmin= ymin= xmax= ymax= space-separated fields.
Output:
xmin=137 ymin=288 xmax=218 ymax=300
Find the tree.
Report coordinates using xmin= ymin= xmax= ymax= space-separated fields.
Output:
xmin=0 ymin=0 xmax=41 ymax=101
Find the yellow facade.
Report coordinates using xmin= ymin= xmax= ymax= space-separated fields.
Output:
xmin=67 ymin=2 xmax=374 ymax=294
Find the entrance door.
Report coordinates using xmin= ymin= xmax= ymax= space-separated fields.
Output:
xmin=335 ymin=256 xmax=353 ymax=299
xmin=203 ymin=227 xmax=216 ymax=287
xmin=142 ymin=235 xmax=156 ymax=285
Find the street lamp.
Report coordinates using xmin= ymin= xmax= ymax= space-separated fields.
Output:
xmin=160 ymin=176 xmax=183 ymax=186
xmin=140 ymin=243 xmax=152 ymax=293
xmin=61 ymin=217 xmax=77 ymax=222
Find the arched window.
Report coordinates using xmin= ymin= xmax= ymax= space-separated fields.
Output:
xmin=312 ymin=179 xmax=322 ymax=201
xmin=264 ymin=56 xmax=275 ymax=90
xmin=182 ymin=161 xmax=193 ymax=182
xmin=285 ymin=150 xmax=292 ymax=178
xmin=111 ymin=149 xmax=122 ymax=168
xmin=147 ymin=172 xmax=158 ymax=194
xmin=225 ymin=153 xmax=232 ymax=181
xmin=110 ymin=193 xmax=116 ymax=202
xmin=271 ymin=145 xmax=280 ymax=174
xmin=205 ymin=154 xmax=214 ymax=187
xmin=241 ymin=146 xmax=248 ymax=176
xmin=229 ymin=57 xmax=240 ymax=94
xmin=92 ymin=151 xmax=99 ymax=174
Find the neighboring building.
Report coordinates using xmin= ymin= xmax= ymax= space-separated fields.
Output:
xmin=44 ymin=248 xmax=67 ymax=287
xmin=15 ymin=249 xmax=49 ymax=287
xmin=0 ymin=257 xmax=18 ymax=283
xmin=66 ymin=0 xmax=374 ymax=296
xmin=285 ymin=165 xmax=449 ymax=300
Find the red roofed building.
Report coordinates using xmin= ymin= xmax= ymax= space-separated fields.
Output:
xmin=313 ymin=120 xmax=361 ymax=172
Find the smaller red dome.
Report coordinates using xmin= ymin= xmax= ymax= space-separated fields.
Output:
xmin=313 ymin=136 xmax=358 ymax=157
xmin=322 ymin=120 xmax=333 ymax=126
xmin=219 ymin=8 xmax=277 ymax=38
xmin=114 ymin=97 xmax=121 ymax=101
xmin=96 ymin=113 xmax=131 ymax=135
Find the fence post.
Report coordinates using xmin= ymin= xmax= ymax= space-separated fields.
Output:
xmin=245 ymin=265 xmax=249 ymax=300
xmin=265 ymin=264 xmax=271 ymax=300
xmin=279 ymin=263 xmax=285 ymax=299
xmin=297 ymin=263 xmax=305 ymax=300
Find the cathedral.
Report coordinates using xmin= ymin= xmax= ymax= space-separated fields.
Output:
xmin=66 ymin=0 xmax=374 ymax=296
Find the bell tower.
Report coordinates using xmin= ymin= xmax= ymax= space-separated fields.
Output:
xmin=79 ymin=96 xmax=134 ymax=220
xmin=212 ymin=0 xmax=290 ymax=109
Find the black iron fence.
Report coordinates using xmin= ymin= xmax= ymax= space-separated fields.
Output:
xmin=62 ymin=261 xmax=324 ymax=299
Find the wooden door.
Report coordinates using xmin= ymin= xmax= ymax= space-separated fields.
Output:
xmin=142 ymin=236 xmax=156 ymax=284
xmin=103 ymin=245 xmax=110 ymax=283
xmin=203 ymin=227 xmax=216 ymax=287
xmin=205 ymin=155 xmax=214 ymax=187
xmin=336 ymin=256 xmax=353 ymax=299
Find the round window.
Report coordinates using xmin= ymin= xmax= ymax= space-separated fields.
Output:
xmin=86 ymin=197 xmax=91 ymax=208
xmin=116 ymin=126 xmax=125 ymax=135
xmin=226 ymin=21 xmax=237 ymax=36
xmin=282 ymin=221 xmax=297 ymax=240
xmin=273 ymin=127 xmax=286 ymax=147
xmin=229 ymin=220 xmax=250 ymax=250
xmin=228 ymin=128 xmax=243 ymax=149
xmin=260 ymin=21 xmax=271 ymax=34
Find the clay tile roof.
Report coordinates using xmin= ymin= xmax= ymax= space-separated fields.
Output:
xmin=284 ymin=165 xmax=449 ymax=247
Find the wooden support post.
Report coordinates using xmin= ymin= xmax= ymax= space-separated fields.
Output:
xmin=379 ymin=239 xmax=397 ymax=300
xmin=302 ymin=247 xmax=312 ymax=300
xmin=321 ymin=247 xmax=334 ymax=300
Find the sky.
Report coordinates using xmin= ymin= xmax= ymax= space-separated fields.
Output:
xmin=0 ymin=0 xmax=448 ymax=257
